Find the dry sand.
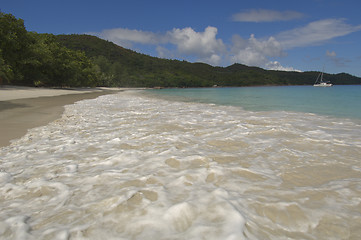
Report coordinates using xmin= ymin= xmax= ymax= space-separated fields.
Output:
xmin=0 ymin=86 xmax=123 ymax=148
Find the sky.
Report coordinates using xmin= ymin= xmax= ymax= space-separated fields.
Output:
xmin=2 ymin=0 xmax=361 ymax=76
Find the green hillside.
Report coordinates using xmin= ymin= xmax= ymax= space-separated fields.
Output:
xmin=56 ymin=34 xmax=361 ymax=87
xmin=0 ymin=12 xmax=98 ymax=87
xmin=56 ymin=34 xmax=221 ymax=87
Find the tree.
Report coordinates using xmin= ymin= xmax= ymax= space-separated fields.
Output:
xmin=0 ymin=11 xmax=100 ymax=87
xmin=0 ymin=11 xmax=33 ymax=83
xmin=92 ymin=55 xmax=115 ymax=86
xmin=0 ymin=49 xmax=13 ymax=84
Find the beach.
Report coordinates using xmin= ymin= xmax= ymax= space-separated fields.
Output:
xmin=0 ymin=86 xmax=122 ymax=148
xmin=0 ymin=87 xmax=360 ymax=239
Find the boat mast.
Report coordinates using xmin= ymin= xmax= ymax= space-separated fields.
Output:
xmin=320 ymin=71 xmax=324 ymax=83
xmin=315 ymin=72 xmax=322 ymax=84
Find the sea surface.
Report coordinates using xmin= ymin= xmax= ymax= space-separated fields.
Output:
xmin=0 ymin=86 xmax=360 ymax=239
xmin=148 ymin=85 xmax=361 ymax=120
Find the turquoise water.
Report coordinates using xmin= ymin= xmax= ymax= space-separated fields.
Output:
xmin=148 ymin=85 xmax=361 ymax=120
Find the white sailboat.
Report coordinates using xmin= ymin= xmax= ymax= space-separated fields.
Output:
xmin=313 ymin=70 xmax=333 ymax=87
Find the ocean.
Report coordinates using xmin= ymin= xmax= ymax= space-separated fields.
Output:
xmin=148 ymin=85 xmax=361 ymax=120
xmin=0 ymin=86 xmax=360 ymax=239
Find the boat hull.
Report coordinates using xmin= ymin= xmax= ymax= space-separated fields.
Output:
xmin=313 ymin=83 xmax=333 ymax=87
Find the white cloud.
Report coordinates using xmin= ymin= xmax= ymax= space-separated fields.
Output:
xmin=326 ymin=50 xmax=336 ymax=57
xmin=325 ymin=50 xmax=350 ymax=67
xmin=90 ymin=18 xmax=361 ymax=71
xmin=266 ymin=61 xmax=302 ymax=72
xmin=229 ymin=34 xmax=298 ymax=72
xmin=230 ymin=34 xmax=285 ymax=67
xmin=277 ymin=19 xmax=361 ymax=49
xmin=232 ymin=9 xmax=304 ymax=22
xmin=156 ymin=46 xmax=174 ymax=59
xmin=92 ymin=28 xmax=165 ymax=48
xmin=230 ymin=48 xmax=267 ymax=66
xmin=93 ymin=26 xmax=225 ymax=66
xmin=229 ymin=18 xmax=361 ymax=70
xmin=206 ymin=54 xmax=222 ymax=66
xmin=166 ymin=26 xmax=226 ymax=65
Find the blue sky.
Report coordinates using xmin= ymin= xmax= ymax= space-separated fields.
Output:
xmin=2 ymin=0 xmax=361 ymax=76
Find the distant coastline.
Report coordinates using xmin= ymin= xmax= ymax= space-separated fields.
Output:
xmin=56 ymin=35 xmax=361 ymax=88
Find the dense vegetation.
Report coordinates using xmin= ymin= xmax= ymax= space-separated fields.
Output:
xmin=1 ymin=11 xmax=361 ymax=88
xmin=56 ymin=33 xmax=361 ymax=87
xmin=0 ymin=12 xmax=98 ymax=87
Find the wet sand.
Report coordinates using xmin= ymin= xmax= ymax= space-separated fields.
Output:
xmin=0 ymin=86 xmax=121 ymax=148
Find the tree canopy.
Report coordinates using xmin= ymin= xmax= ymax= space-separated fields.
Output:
xmin=0 ymin=12 xmax=99 ymax=87
xmin=56 ymin=34 xmax=361 ymax=87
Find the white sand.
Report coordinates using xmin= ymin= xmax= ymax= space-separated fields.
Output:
xmin=0 ymin=86 xmax=126 ymax=147
xmin=0 ymin=86 xmax=106 ymax=101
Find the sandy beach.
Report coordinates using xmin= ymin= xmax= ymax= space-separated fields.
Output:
xmin=0 ymin=86 xmax=122 ymax=148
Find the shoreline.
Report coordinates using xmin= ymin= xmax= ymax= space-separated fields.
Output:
xmin=0 ymin=86 xmax=124 ymax=148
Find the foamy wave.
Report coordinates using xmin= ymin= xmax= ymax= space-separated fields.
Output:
xmin=0 ymin=91 xmax=360 ymax=239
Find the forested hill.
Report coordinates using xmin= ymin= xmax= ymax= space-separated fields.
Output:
xmin=56 ymin=34 xmax=361 ymax=87
xmin=0 ymin=12 xmax=98 ymax=87
xmin=1 ymin=11 xmax=360 ymax=88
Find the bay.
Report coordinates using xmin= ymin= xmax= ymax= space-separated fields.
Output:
xmin=147 ymin=85 xmax=361 ymax=120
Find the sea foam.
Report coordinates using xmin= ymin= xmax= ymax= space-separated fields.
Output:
xmin=0 ymin=91 xmax=360 ymax=239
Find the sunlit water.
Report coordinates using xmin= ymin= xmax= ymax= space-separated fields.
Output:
xmin=1 ymin=87 xmax=361 ymax=239
xmin=149 ymin=86 xmax=361 ymax=119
